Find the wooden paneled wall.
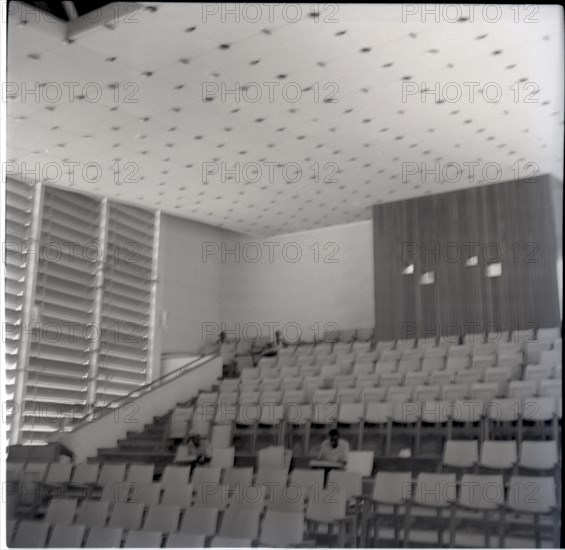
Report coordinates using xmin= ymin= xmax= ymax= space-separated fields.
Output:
xmin=373 ymin=174 xmax=561 ymax=341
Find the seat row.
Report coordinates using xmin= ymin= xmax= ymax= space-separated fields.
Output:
xmin=190 ymin=396 xmax=562 ymax=453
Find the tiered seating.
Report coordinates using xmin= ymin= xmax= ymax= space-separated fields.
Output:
xmin=8 ymin=448 xmax=373 ymax=548
xmin=191 ymin=328 xmax=561 ymax=456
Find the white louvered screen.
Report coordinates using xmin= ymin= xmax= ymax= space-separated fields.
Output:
xmin=4 ymin=178 xmax=34 ymax=443
xmin=96 ymin=203 xmax=155 ymax=406
xmin=24 ymin=187 xmax=100 ymax=443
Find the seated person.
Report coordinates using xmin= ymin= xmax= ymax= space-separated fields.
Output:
xmin=186 ymin=433 xmax=212 ymax=465
xmin=317 ymin=429 xmax=350 ymax=465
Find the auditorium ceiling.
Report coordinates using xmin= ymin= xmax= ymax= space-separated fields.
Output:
xmin=6 ymin=2 xmax=564 ymax=236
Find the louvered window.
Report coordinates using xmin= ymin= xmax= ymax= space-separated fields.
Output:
xmin=96 ymin=203 xmax=155 ymax=406
xmin=4 ymin=178 xmax=34 ymax=443
xmin=24 ymin=187 xmax=100 ymax=443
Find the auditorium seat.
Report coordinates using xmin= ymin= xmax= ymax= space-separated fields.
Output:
xmin=441 ymin=439 xmax=479 ymax=471
xmin=124 ymin=530 xmax=162 ymax=548
xmin=12 ymin=520 xmax=50 ymax=548
xmin=108 ymin=502 xmax=145 ymax=530
xmin=143 ymin=504 xmax=180 ymax=533
xmin=84 ymin=526 xmax=123 ymax=548
xmin=161 ymin=484 xmax=193 ymax=507
xmin=478 ymin=440 xmax=517 ymax=472
xmin=134 ymin=483 xmax=162 ymax=506
xmin=361 ymin=471 xmax=411 ymax=547
xmin=45 ymin=498 xmax=77 ymax=526
xmin=179 ymin=507 xmax=219 ymax=536
xmin=166 ymin=533 xmax=206 ymax=548
xmin=211 ymin=536 xmax=252 ymax=547
xmin=47 ymin=525 xmax=85 ymax=548
xmin=499 ymin=476 xmax=559 ymax=547
xmin=75 ymin=500 xmax=110 ymax=528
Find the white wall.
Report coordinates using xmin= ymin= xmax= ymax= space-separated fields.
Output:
xmin=219 ymin=220 xmax=374 ymax=342
xmin=55 ymin=356 xmax=222 ymax=462
xmin=157 ymin=216 xmax=374 ymax=352
xmin=157 ymin=214 xmax=231 ymax=356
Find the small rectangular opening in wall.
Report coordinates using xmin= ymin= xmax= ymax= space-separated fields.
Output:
xmin=420 ymin=271 xmax=435 ymax=285
xmin=486 ymin=263 xmax=502 ymax=278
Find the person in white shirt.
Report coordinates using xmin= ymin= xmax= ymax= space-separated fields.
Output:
xmin=317 ymin=429 xmax=350 ymax=465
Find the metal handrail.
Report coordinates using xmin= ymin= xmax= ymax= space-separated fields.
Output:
xmin=51 ymin=352 xmax=220 ymax=435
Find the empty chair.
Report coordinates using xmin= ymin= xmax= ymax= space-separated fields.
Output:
xmin=540 ymin=379 xmax=562 ymax=397
xmin=402 ymin=348 xmax=424 ymax=361
xmin=255 ymin=468 xmax=288 ymax=494
xmin=357 ymin=351 xmax=377 ymax=364
xmin=508 ymin=380 xmax=536 ymax=399
xmin=446 ymin=356 xmax=470 ymax=372
xmin=327 ymin=469 xmax=362 ymax=500
xmin=442 ymin=439 xmax=479 ymax=470
xmin=449 ymin=474 xmax=504 ymax=547
xmin=521 ymin=397 xmax=558 ymax=440
xmin=131 ymin=483 xmax=162 ymax=506
xmin=277 ymin=354 xmax=297 ymax=367
xmin=404 ymin=473 xmax=456 ymax=546
xmin=289 ymin=468 xmax=324 ymax=501
xmin=455 ymin=368 xmax=483 ymax=388
xmin=259 ymin=510 xmax=304 ymax=547
xmin=356 ymin=374 xmax=380 ymax=388
xmin=280 ymin=366 xmax=299 ymax=378
xmin=210 ymin=424 xmax=232 ymax=449
xmin=471 ymin=382 xmax=499 ymax=400
xmin=479 ymin=440 xmax=517 ymax=471
xmin=375 ymin=360 xmax=397 ymax=376
xmin=448 ymin=344 xmax=472 ymax=358
xmin=511 ymin=329 xmax=536 ymax=345
xmin=334 ymin=341 xmax=353 ymax=353
xmin=258 ymin=356 xmax=277 ymax=369
xmin=210 ymin=447 xmax=235 ymax=469
xmin=486 ymin=329 xmax=509 ymax=343
xmin=68 ymin=463 xmax=99 ymax=487
xmin=375 ymin=340 xmax=395 ymax=359
xmin=297 ymin=355 xmax=315 ymax=367
xmin=398 ymin=359 xmax=421 ymax=376
xmin=396 ymin=338 xmax=415 ymax=352
xmin=211 ymin=536 xmax=252 ymax=547
xmin=108 ymin=502 xmax=145 ymax=530
xmin=229 ymin=483 xmax=266 ymax=511
xmin=84 ymin=527 xmax=123 ymax=548
xmin=524 ymin=341 xmax=552 ymax=364
xmin=334 ymin=374 xmax=355 ymax=389
xmin=387 ymin=386 xmax=412 ymax=404
xmin=316 ymin=353 xmax=336 ymax=366
xmin=267 ymin=483 xmax=305 ymax=513
xmin=484 ymin=366 xmax=512 ymax=394
xmin=100 ymin=482 xmax=132 ymax=504
xmin=537 ymin=327 xmax=561 ymax=343
xmin=240 ymin=368 xmax=259 ymax=381
xmin=441 ymin=383 xmax=467 ymax=400
xmin=518 ymin=440 xmax=559 ymax=471
xmin=126 ymin=464 xmax=154 ymax=485
xmin=193 ymin=483 xmax=229 ymax=510
xmin=449 ymin=399 xmax=484 ymax=441
xmin=471 ymin=354 xmax=497 ymax=370
xmin=48 ymin=524 xmax=85 ymax=548
xmin=305 ymin=489 xmax=349 ymax=545
xmin=431 ymin=371 xmax=453 ymax=388
xmin=353 ymin=361 xmax=374 ymax=376
xmin=361 ymin=402 xmax=392 ymax=453
xmin=280 ymin=377 xmax=303 ymax=391
xmin=45 ymin=498 xmax=78 ymax=526
xmin=44 ymin=463 xmax=73 ymax=487
xmin=260 ymin=377 xmax=281 ymax=392
xmin=303 ymin=376 xmax=322 ymax=401
xmin=12 ymin=521 xmax=50 ymax=548
xmin=404 ymin=372 xmax=428 ymax=388
xmin=143 ymin=504 xmax=181 ymax=533
xmin=413 ymin=384 xmax=440 ymax=402
xmin=179 ymin=507 xmax=219 ymax=536
xmin=484 ymin=399 xmax=520 ymax=439
xmin=161 ymin=465 xmax=190 ymax=487
xmin=223 ymin=467 xmax=253 ymax=490
xmin=161 ymin=484 xmax=193 ymax=507
xmin=361 ymin=472 xmax=411 ymax=547
xmin=464 ymin=332 xmax=485 ymax=344
xmin=312 ymin=388 xmax=336 ymax=404
xmin=260 ymin=390 xmax=282 ymax=405
xmin=166 ymin=533 xmax=206 ymax=548
xmin=125 ymin=530 xmax=162 ymax=548
xmin=423 ymin=347 xmax=447 ymax=359
xmin=320 ymin=364 xmax=338 ymax=382
xmin=191 ymin=467 xmax=222 ymax=493
xmin=219 ymin=508 xmax=261 ymax=539
xmin=98 ymin=463 xmax=126 ymax=485
xmin=361 ymin=386 xmax=386 ymax=404
xmin=76 ymin=500 xmax=110 ymax=528
xmin=337 ymin=387 xmax=360 ymax=404
xmin=337 ymin=402 xmax=364 ymax=448
xmin=499 ymin=476 xmax=559 ymax=548
xmin=169 ymin=407 xmax=194 ymax=439
xmin=284 ymin=404 xmax=312 ymax=454
xmin=380 ymin=373 xmax=402 ymax=388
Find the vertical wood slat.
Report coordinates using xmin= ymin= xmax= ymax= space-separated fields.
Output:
xmin=373 ymin=174 xmax=561 ymax=342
